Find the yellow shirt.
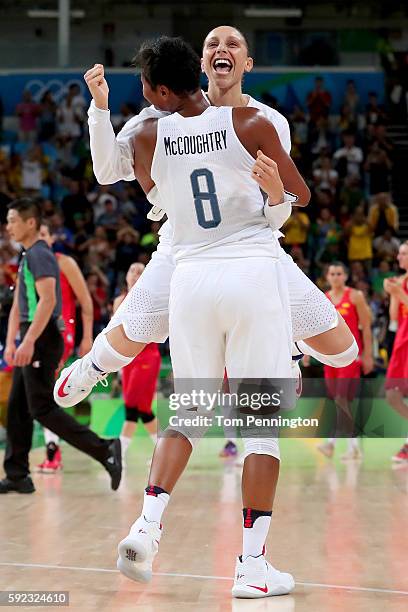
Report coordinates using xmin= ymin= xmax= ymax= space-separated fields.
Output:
xmin=283 ymin=213 xmax=310 ymax=245
xmin=348 ymin=223 xmax=373 ymax=260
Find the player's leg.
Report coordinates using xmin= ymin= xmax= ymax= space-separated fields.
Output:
xmin=54 ymin=245 xmax=174 ymax=407
xmin=0 ymin=366 xmax=35 ymax=493
xmin=281 ymin=250 xmax=358 ymax=366
xmin=224 ymin=258 xmax=294 ymax=597
xmin=38 ymin=331 xmax=74 ymax=473
xmin=117 ymin=261 xmax=225 ymax=583
xmin=28 ymin=322 xmax=122 ymax=490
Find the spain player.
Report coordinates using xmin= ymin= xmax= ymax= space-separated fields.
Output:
xmin=112 ymin=263 xmax=161 ymax=466
xmin=318 ymin=262 xmax=373 ymax=460
xmin=384 ymin=241 xmax=408 ymax=462
xmin=37 ymin=221 xmax=93 ymax=472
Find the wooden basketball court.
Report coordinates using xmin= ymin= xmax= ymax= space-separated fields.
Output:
xmin=1 ymin=438 xmax=407 ymax=611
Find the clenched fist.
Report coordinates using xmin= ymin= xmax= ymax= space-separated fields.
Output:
xmin=84 ymin=64 xmax=109 ymax=110
xmin=251 ymin=150 xmax=284 ymax=205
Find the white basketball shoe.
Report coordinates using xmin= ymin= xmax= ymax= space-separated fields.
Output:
xmin=117 ymin=516 xmax=162 ymax=583
xmin=54 ymin=354 xmax=108 ymax=408
xmin=232 ymin=555 xmax=295 ymax=598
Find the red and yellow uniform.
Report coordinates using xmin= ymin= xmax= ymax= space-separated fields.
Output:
xmin=385 ymin=279 xmax=408 ymax=392
xmin=324 ymin=287 xmax=362 ymax=399
xmin=56 ymin=253 xmax=76 ymax=363
xmin=122 ymin=343 xmax=161 ymax=420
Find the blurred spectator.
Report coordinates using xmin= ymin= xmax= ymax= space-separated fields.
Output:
xmin=282 ymin=209 xmax=310 ymax=254
xmin=368 ymin=192 xmax=399 ymax=235
xmin=114 ymin=227 xmax=142 ymax=284
xmin=15 ymin=90 xmax=41 ymax=142
xmin=345 ymin=206 xmax=373 ymax=269
xmin=343 ymin=80 xmax=360 ymax=115
xmin=364 ymin=142 xmax=392 ymax=195
xmin=86 ymin=268 xmax=110 ymax=335
xmin=95 ymin=197 xmax=120 ymax=233
xmin=114 ymin=102 xmax=137 ymax=132
xmin=312 ymin=207 xmax=341 ymax=250
xmin=50 ymin=212 xmax=74 ymax=254
xmin=337 ymin=103 xmax=357 ymax=133
xmin=61 ymin=179 xmax=92 ymax=230
xmin=57 ymin=86 xmax=85 ymax=147
xmin=365 ymin=92 xmax=387 ymax=127
xmin=313 ymin=155 xmax=338 ymax=195
xmin=306 ymin=77 xmax=332 ymax=123
xmin=38 ymin=91 xmax=57 ymax=142
xmin=308 ymin=117 xmax=335 ymax=155
xmin=338 ymin=175 xmax=365 ymax=215
xmin=333 ymin=131 xmax=363 ymax=179
xmin=21 ymin=146 xmax=45 ymax=193
xmin=373 ymin=229 xmax=400 ymax=264
xmin=371 ymin=260 xmax=395 ymax=293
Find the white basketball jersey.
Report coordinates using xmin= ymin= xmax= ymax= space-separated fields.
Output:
xmin=150 ymin=106 xmax=279 ymax=262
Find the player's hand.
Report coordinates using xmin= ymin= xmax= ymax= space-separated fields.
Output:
xmin=84 ymin=64 xmax=109 ymax=110
xmin=361 ymin=353 xmax=374 ymax=375
xmin=302 ymin=354 xmax=311 ymax=367
xmin=78 ymin=336 xmax=93 ymax=357
xmin=383 ymin=277 xmax=399 ymax=294
xmin=13 ymin=338 xmax=35 ymax=367
xmin=4 ymin=342 xmax=16 ymax=366
xmin=251 ymin=150 xmax=284 ymax=205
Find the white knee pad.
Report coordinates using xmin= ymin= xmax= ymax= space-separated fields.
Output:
xmin=298 ymin=338 xmax=359 ymax=368
xmin=242 ymin=437 xmax=280 ymax=461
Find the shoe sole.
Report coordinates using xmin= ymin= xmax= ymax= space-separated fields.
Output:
xmin=117 ymin=538 xmax=151 ymax=583
xmin=40 ymin=467 xmax=63 ymax=473
xmin=232 ymin=583 xmax=294 ymax=598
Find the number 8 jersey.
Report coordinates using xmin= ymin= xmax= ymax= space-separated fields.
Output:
xmin=150 ymin=106 xmax=280 ymax=262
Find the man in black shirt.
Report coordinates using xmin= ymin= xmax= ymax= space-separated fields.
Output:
xmin=0 ymin=198 xmax=122 ymax=493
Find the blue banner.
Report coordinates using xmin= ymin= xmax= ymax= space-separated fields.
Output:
xmin=0 ymin=70 xmax=384 ymax=115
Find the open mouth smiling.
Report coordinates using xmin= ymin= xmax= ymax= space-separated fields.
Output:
xmin=212 ymin=58 xmax=233 ymax=73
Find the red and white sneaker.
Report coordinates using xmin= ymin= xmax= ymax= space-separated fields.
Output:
xmin=117 ymin=515 xmax=162 ymax=583
xmin=232 ymin=555 xmax=294 ymax=598
xmin=37 ymin=444 xmax=63 ymax=473
xmin=392 ymin=444 xmax=408 ymax=463
xmin=54 ymin=353 xmax=108 ymax=408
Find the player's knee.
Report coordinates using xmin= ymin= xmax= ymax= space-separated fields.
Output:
xmin=242 ymin=437 xmax=280 ymax=461
xmin=125 ymin=406 xmax=139 ymax=422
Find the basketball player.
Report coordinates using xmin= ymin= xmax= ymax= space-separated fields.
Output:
xmin=384 ymin=241 xmax=408 ymax=462
xmin=318 ymin=262 xmax=373 ymax=460
xmin=112 ymin=262 xmax=161 ymax=465
xmin=54 ymin=25 xmax=357 ymax=412
xmin=36 ymin=221 xmax=93 ymax=472
xmin=112 ymin=35 xmax=300 ymax=598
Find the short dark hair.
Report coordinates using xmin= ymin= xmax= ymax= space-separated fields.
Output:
xmin=328 ymin=261 xmax=348 ymax=275
xmin=8 ymin=198 xmax=42 ymax=230
xmin=134 ymin=36 xmax=201 ymax=95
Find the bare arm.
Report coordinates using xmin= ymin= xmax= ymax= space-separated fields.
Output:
xmin=233 ymin=108 xmax=311 ymax=206
xmin=132 ymin=118 xmax=158 ymax=195
xmin=351 ymin=289 xmax=374 ymax=374
xmin=4 ymin=281 xmax=20 ymax=366
xmin=112 ymin=294 xmax=126 ymax=314
xmin=59 ymin=255 xmax=94 ymax=355
xmin=14 ymin=277 xmax=57 ymax=367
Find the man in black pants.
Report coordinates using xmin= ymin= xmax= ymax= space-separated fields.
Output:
xmin=0 ymin=198 xmax=122 ymax=494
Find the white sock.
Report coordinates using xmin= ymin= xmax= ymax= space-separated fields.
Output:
xmin=139 ymin=486 xmax=170 ymax=525
xmin=242 ymin=509 xmax=272 ymax=560
xmin=348 ymin=438 xmax=359 ymax=451
xmin=44 ymin=428 xmax=60 ymax=445
xmin=297 ymin=339 xmax=358 ymax=368
xmin=90 ymin=332 xmax=134 ymax=373
xmin=120 ymin=435 xmax=131 ymax=456
xmin=405 ymin=436 xmax=408 ymax=445
xmin=328 ymin=438 xmax=336 ymax=445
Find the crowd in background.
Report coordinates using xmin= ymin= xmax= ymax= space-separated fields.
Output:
xmin=0 ymin=77 xmax=402 ymax=366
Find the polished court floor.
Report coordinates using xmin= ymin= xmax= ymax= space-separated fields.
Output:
xmin=0 ymin=438 xmax=407 ymax=611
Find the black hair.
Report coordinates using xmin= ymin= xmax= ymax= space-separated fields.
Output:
xmin=8 ymin=198 xmax=42 ymax=230
xmin=328 ymin=261 xmax=348 ymax=275
xmin=134 ymin=36 xmax=201 ymax=96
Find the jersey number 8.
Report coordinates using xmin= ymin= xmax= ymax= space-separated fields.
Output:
xmin=190 ymin=169 xmax=221 ymax=229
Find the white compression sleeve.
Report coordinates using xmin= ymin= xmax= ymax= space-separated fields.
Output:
xmin=297 ymin=338 xmax=359 ymax=368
